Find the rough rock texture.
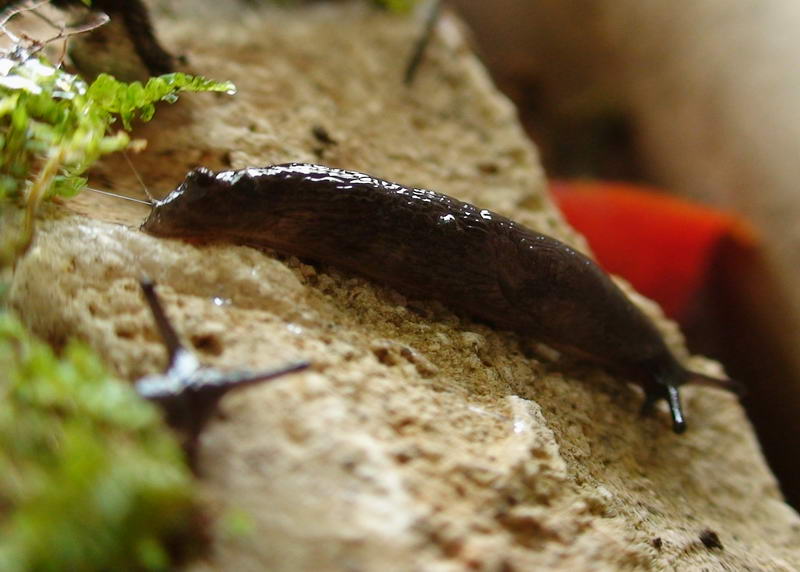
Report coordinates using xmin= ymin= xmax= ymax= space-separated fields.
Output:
xmin=6 ymin=2 xmax=800 ymax=570
xmin=451 ymin=0 xmax=800 ymax=506
xmin=559 ymin=0 xmax=800 ymax=509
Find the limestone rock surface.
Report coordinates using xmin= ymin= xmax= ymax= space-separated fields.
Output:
xmin=7 ymin=2 xmax=800 ymax=570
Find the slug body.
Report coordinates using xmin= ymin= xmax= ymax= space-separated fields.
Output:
xmin=142 ymin=163 xmax=737 ymax=432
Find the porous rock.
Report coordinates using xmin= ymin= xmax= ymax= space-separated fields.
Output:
xmin=7 ymin=2 xmax=800 ymax=570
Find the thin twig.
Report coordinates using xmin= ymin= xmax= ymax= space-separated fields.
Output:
xmin=27 ymin=3 xmax=64 ymax=31
xmin=84 ymin=186 xmax=153 ymax=206
xmin=0 ymin=0 xmax=51 ymax=31
xmin=123 ymin=150 xmax=156 ymax=203
xmin=404 ymin=0 xmax=442 ymax=86
xmin=28 ymin=11 xmax=109 ymax=56
xmin=20 ymin=146 xmax=65 ymax=258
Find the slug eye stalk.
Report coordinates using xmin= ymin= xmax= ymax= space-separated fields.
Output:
xmin=666 ymin=385 xmax=686 ymax=434
xmin=641 ymin=382 xmax=687 ymax=434
xmin=641 ymin=367 xmax=742 ymax=434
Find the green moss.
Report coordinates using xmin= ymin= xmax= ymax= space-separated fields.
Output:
xmin=87 ymin=72 xmax=236 ymax=130
xmin=372 ymin=0 xmax=419 ymax=13
xmin=0 ymin=15 xmax=238 ymax=572
xmin=0 ymin=53 xmax=235 ymax=201
xmin=0 ymin=313 xmax=199 ymax=571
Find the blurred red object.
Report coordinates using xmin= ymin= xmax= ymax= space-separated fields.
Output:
xmin=551 ymin=181 xmax=757 ymax=321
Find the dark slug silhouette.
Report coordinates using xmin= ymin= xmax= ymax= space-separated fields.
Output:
xmin=140 ymin=163 xmax=742 ymax=433
xmin=135 ymin=278 xmax=308 ymax=465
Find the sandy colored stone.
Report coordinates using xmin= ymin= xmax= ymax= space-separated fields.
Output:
xmin=451 ymin=0 xmax=800 ymax=505
xmin=5 ymin=2 xmax=800 ymax=570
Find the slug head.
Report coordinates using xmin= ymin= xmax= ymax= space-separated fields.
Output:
xmin=641 ymin=359 xmax=743 ymax=434
xmin=141 ymin=167 xmax=238 ymax=238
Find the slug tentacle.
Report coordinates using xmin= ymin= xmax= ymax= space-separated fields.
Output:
xmin=140 ymin=163 xmax=742 ymax=434
xmin=665 ymin=385 xmax=687 ymax=434
xmin=687 ymin=371 xmax=745 ymax=396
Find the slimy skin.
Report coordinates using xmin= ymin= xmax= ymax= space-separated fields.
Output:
xmin=142 ymin=163 xmax=740 ymax=432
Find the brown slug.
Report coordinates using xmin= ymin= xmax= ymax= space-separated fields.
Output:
xmin=140 ymin=163 xmax=741 ymax=433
